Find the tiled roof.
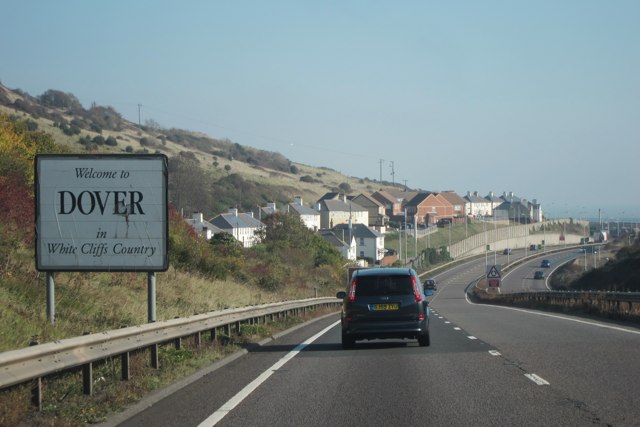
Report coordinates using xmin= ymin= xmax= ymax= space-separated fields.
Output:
xmin=332 ymin=223 xmax=382 ymax=239
xmin=210 ymin=213 xmax=264 ymax=230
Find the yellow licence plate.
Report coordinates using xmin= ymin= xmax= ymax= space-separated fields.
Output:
xmin=372 ymin=303 xmax=399 ymax=311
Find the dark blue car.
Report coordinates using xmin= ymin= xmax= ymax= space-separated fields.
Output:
xmin=337 ymin=268 xmax=431 ymax=348
xmin=541 ymin=259 xmax=551 ymax=268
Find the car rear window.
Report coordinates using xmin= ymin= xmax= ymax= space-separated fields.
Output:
xmin=355 ymin=275 xmax=413 ymax=296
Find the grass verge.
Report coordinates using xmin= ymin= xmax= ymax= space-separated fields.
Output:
xmin=0 ymin=307 xmax=337 ymax=427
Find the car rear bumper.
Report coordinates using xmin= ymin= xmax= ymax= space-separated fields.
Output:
xmin=342 ymin=319 xmax=428 ymax=341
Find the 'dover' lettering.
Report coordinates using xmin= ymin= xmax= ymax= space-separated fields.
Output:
xmin=57 ymin=191 xmax=145 ymax=215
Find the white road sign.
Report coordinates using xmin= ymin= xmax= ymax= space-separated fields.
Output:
xmin=35 ymin=154 xmax=168 ymax=271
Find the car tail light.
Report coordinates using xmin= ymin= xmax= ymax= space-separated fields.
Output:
xmin=348 ymin=277 xmax=357 ymax=302
xmin=411 ymin=275 xmax=423 ymax=302
xmin=418 ymin=314 xmax=426 ymax=320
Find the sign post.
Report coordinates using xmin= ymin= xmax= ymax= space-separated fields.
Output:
xmin=35 ymin=154 xmax=168 ymax=324
xmin=486 ymin=264 xmax=502 ymax=289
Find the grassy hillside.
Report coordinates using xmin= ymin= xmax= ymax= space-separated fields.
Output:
xmin=0 ymin=83 xmax=398 ymax=216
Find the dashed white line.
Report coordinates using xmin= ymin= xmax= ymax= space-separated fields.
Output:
xmin=488 ymin=350 xmax=501 ymax=356
xmin=467 ymin=336 xmax=477 ymax=340
xmin=525 ymin=373 xmax=550 ymax=385
xmin=444 ymin=321 xmax=451 ymax=324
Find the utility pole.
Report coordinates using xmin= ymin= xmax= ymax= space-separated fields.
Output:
xmin=403 ymin=180 xmax=408 ymax=191
xmin=138 ymin=104 xmax=142 ymax=127
xmin=389 ymin=161 xmax=395 ymax=186
xmin=378 ymin=159 xmax=384 ymax=182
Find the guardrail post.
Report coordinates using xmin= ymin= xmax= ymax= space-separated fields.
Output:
xmin=121 ymin=352 xmax=130 ymax=381
xmin=82 ymin=362 xmax=93 ymax=395
xmin=31 ymin=377 xmax=42 ymax=410
xmin=235 ymin=321 xmax=241 ymax=335
xmin=81 ymin=331 xmax=93 ymax=395
xmin=150 ymin=344 xmax=159 ymax=369
xmin=210 ymin=328 xmax=217 ymax=345
xmin=194 ymin=331 xmax=202 ymax=348
xmin=174 ymin=337 xmax=181 ymax=350
xmin=224 ymin=324 xmax=231 ymax=337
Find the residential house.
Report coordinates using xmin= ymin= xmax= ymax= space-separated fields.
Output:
xmin=316 ymin=196 xmax=368 ymax=229
xmin=439 ymin=191 xmax=467 ymax=218
xmin=185 ymin=212 xmax=224 ymax=240
xmin=209 ymin=208 xmax=265 ymax=248
xmin=384 ymin=188 xmax=419 ymax=223
xmin=351 ymin=193 xmax=387 ymax=232
xmin=318 ymin=229 xmax=357 ymax=261
xmin=531 ymin=199 xmax=543 ymax=223
xmin=286 ymin=196 xmax=321 ymax=231
xmin=404 ymin=192 xmax=453 ymax=225
xmin=485 ymin=191 xmax=503 ymax=212
xmin=257 ymin=202 xmax=278 ymax=220
xmin=493 ymin=200 xmax=532 ymax=223
xmin=371 ymin=189 xmax=402 ymax=218
xmin=464 ymin=191 xmax=493 ymax=217
xmin=332 ymin=223 xmax=385 ymax=263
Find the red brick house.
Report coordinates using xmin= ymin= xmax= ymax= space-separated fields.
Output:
xmin=404 ymin=192 xmax=454 ymax=225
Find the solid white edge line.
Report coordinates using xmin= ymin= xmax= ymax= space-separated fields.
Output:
xmin=466 ymin=295 xmax=640 ymax=336
xmin=198 ymin=319 xmax=341 ymax=427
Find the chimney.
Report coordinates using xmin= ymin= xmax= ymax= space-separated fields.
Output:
xmin=228 ymin=208 xmax=238 ymax=216
xmin=193 ymin=212 xmax=203 ymax=223
xmin=466 ymin=191 xmax=471 ymax=197
xmin=267 ymin=202 xmax=276 ymax=210
xmin=294 ymin=196 xmax=303 ymax=206
xmin=473 ymin=191 xmax=478 ymax=196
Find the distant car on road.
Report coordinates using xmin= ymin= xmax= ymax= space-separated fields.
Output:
xmin=530 ymin=244 xmax=537 ymax=251
xmin=503 ymin=248 xmax=512 ymax=255
xmin=534 ymin=270 xmax=545 ymax=280
xmin=423 ymin=278 xmax=437 ymax=292
xmin=541 ymin=259 xmax=551 ymax=268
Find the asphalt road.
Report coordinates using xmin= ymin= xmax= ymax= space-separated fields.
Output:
xmin=112 ymin=252 xmax=640 ymax=427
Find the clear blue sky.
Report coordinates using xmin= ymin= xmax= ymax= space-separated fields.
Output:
xmin=2 ymin=1 xmax=639 ymax=220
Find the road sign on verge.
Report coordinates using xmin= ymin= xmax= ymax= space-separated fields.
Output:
xmin=487 ymin=265 xmax=501 ymax=279
xmin=488 ymin=278 xmax=501 ymax=288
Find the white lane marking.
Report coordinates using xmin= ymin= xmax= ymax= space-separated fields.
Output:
xmin=467 ymin=336 xmax=477 ymax=340
xmin=444 ymin=321 xmax=451 ymax=324
xmin=489 ymin=350 xmax=501 ymax=356
xmin=454 ymin=327 xmax=461 ymax=331
xmin=466 ymin=300 xmax=640 ymax=336
xmin=525 ymin=373 xmax=550 ymax=385
xmin=198 ymin=320 xmax=340 ymax=426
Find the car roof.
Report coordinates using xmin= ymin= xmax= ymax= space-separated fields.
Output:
xmin=353 ymin=267 xmax=415 ymax=277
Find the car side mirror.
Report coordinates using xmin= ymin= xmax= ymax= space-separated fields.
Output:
xmin=336 ymin=291 xmax=346 ymax=299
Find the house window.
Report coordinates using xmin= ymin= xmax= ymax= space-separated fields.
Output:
xmin=359 ymin=238 xmax=365 ymax=245
xmin=360 ymin=251 xmax=365 ymax=258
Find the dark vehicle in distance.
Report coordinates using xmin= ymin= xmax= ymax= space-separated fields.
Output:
xmin=503 ymin=248 xmax=512 ymax=255
xmin=423 ymin=278 xmax=437 ymax=291
xmin=541 ymin=259 xmax=551 ymax=268
xmin=534 ymin=270 xmax=545 ymax=280
xmin=337 ymin=268 xmax=431 ymax=348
